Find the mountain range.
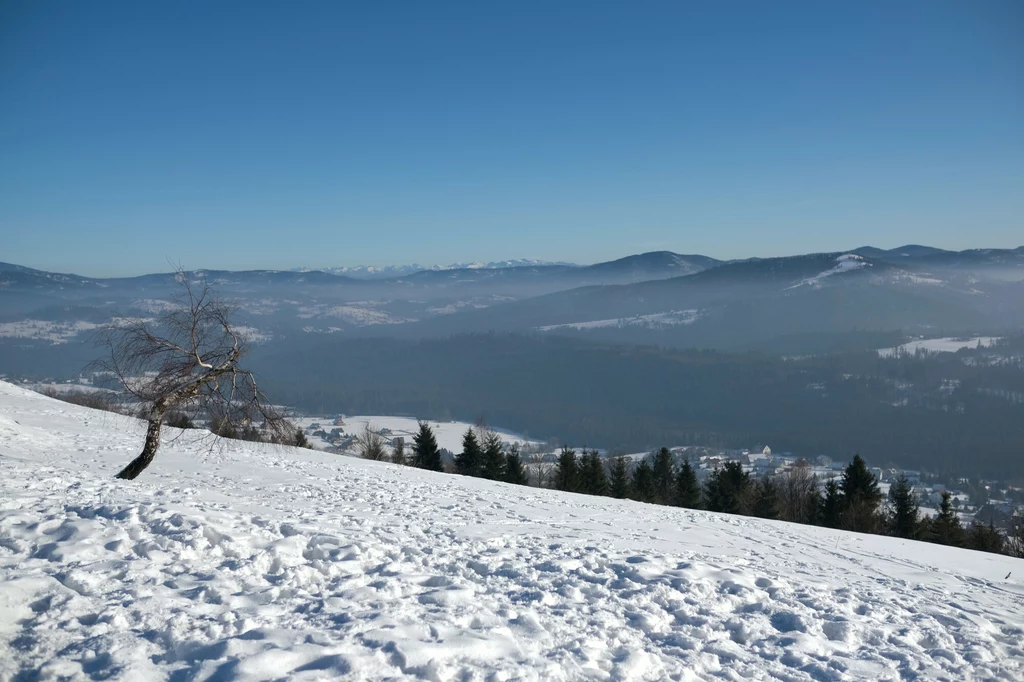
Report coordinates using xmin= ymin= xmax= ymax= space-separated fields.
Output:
xmin=292 ymin=258 xmax=579 ymax=279
xmin=1 ymin=245 xmax=1022 ymax=377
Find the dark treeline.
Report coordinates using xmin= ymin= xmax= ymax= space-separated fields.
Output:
xmin=257 ymin=333 xmax=1024 ymax=478
xmin=548 ymin=449 xmax=1021 ymax=558
xmin=385 ymin=420 xmax=1023 ymax=558
xmin=373 ymin=421 xmax=529 ymax=486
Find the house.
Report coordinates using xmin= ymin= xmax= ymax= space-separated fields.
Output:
xmin=332 ymin=416 xmax=345 ymax=426
xmin=974 ymin=501 xmax=1018 ymax=530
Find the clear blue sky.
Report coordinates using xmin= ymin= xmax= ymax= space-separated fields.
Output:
xmin=2 ymin=1 xmax=1022 ymax=276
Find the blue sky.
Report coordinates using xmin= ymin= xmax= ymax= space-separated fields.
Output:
xmin=2 ymin=1 xmax=1022 ymax=276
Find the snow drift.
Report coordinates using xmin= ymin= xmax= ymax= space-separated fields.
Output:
xmin=0 ymin=381 xmax=1021 ymax=681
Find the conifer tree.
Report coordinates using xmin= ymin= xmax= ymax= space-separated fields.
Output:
xmin=930 ymin=490 xmax=964 ymax=546
xmin=631 ymin=458 xmax=656 ymax=503
xmin=413 ymin=421 xmax=443 ymax=471
xmin=391 ymin=438 xmax=406 ymax=466
xmin=609 ymin=454 xmax=631 ymax=499
xmin=840 ymin=455 xmax=883 ymax=533
xmin=966 ymin=521 xmax=1004 ymax=554
xmin=703 ymin=462 xmax=749 ymax=514
xmin=886 ymin=474 xmax=920 ymax=539
xmin=579 ymin=450 xmax=610 ymax=496
xmin=821 ymin=479 xmax=843 ymax=528
xmin=807 ymin=484 xmax=824 ymax=526
xmin=675 ymin=459 xmax=702 ymax=509
xmin=554 ymin=446 xmax=579 ymax=492
xmin=752 ymin=477 xmax=780 ymax=520
xmin=652 ymin=447 xmax=675 ymax=505
xmin=503 ymin=443 xmax=528 ymax=486
xmin=480 ymin=431 xmax=506 ymax=481
xmin=456 ymin=428 xmax=481 ymax=477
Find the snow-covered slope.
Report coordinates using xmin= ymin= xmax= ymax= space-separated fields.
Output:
xmin=1 ymin=383 xmax=1022 ymax=682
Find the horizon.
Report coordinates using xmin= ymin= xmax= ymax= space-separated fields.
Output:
xmin=2 ymin=1 xmax=1022 ymax=276
xmin=7 ymin=240 xmax=1024 ymax=279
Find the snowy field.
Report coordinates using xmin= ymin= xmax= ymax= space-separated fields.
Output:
xmin=0 ymin=320 xmax=101 ymax=344
xmin=1 ymin=382 xmax=1022 ymax=682
xmin=788 ymin=254 xmax=870 ymax=289
xmin=877 ymin=337 xmax=1002 ymax=358
xmin=292 ymin=415 xmax=543 ymax=453
xmin=537 ymin=310 xmax=701 ymax=332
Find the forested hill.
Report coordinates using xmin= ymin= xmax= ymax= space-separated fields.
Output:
xmin=256 ymin=333 xmax=1024 ymax=478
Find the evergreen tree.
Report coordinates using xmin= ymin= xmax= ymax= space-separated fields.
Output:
xmin=609 ymin=454 xmax=631 ymax=499
xmin=579 ymin=450 xmax=610 ymax=496
xmin=291 ymin=428 xmax=310 ymax=448
xmin=413 ymin=421 xmax=443 ymax=471
xmin=631 ymin=458 xmax=656 ymax=502
xmin=480 ymin=431 xmax=506 ymax=481
xmin=752 ymin=477 xmax=780 ymax=520
xmin=930 ymin=491 xmax=964 ymax=546
xmin=503 ymin=443 xmax=528 ymax=486
xmin=806 ymin=484 xmax=824 ymax=526
xmin=966 ymin=522 xmax=1004 ymax=554
xmin=455 ymin=428 xmax=481 ymax=477
xmin=391 ymin=438 xmax=406 ymax=466
xmin=675 ymin=459 xmax=702 ymax=509
xmin=840 ymin=455 xmax=883 ymax=533
xmin=651 ymin=447 xmax=675 ymax=505
xmin=703 ymin=462 xmax=750 ymax=514
xmin=821 ymin=479 xmax=843 ymax=528
xmin=886 ymin=474 xmax=920 ymax=539
xmin=554 ymin=446 xmax=579 ymax=492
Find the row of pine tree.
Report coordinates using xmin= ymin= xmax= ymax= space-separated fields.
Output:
xmin=551 ymin=448 xmax=1010 ymax=556
xmin=390 ymin=421 xmax=528 ymax=486
xmin=376 ymin=423 xmax=1016 ymax=557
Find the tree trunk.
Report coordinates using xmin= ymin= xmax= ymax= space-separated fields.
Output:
xmin=116 ymin=408 xmax=165 ymax=480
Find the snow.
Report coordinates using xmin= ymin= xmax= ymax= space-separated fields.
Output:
xmin=788 ymin=255 xmax=870 ymax=289
xmin=0 ymin=320 xmax=102 ymax=344
xmin=878 ymin=337 xmax=1002 ymax=358
xmin=293 ymin=415 xmax=542 ymax=452
xmin=538 ymin=309 xmax=702 ymax=332
xmin=295 ymin=304 xmax=413 ymax=326
xmin=1 ymin=381 xmax=1022 ymax=681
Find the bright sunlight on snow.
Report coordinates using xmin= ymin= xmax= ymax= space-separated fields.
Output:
xmin=1 ymin=382 xmax=1022 ymax=681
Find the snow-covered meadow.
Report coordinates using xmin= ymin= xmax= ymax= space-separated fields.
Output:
xmin=292 ymin=415 xmax=542 ymax=453
xmin=877 ymin=337 xmax=1002 ymax=358
xmin=537 ymin=310 xmax=702 ymax=332
xmin=1 ymin=382 xmax=1022 ymax=681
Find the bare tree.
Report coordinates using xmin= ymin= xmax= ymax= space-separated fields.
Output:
xmin=94 ymin=269 xmax=287 ymax=480
xmin=355 ymin=423 xmax=388 ymax=461
xmin=1007 ymin=516 xmax=1024 ymax=559
xmin=391 ymin=437 xmax=407 ymax=465
xmin=527 ymin=451 xmax=555 ymax=488
xmin=777 ymin=460 xmax=821 ymax=525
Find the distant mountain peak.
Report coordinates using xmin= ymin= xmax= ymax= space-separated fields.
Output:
xmin=293 ymin=259 xmax=578 ymax=279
